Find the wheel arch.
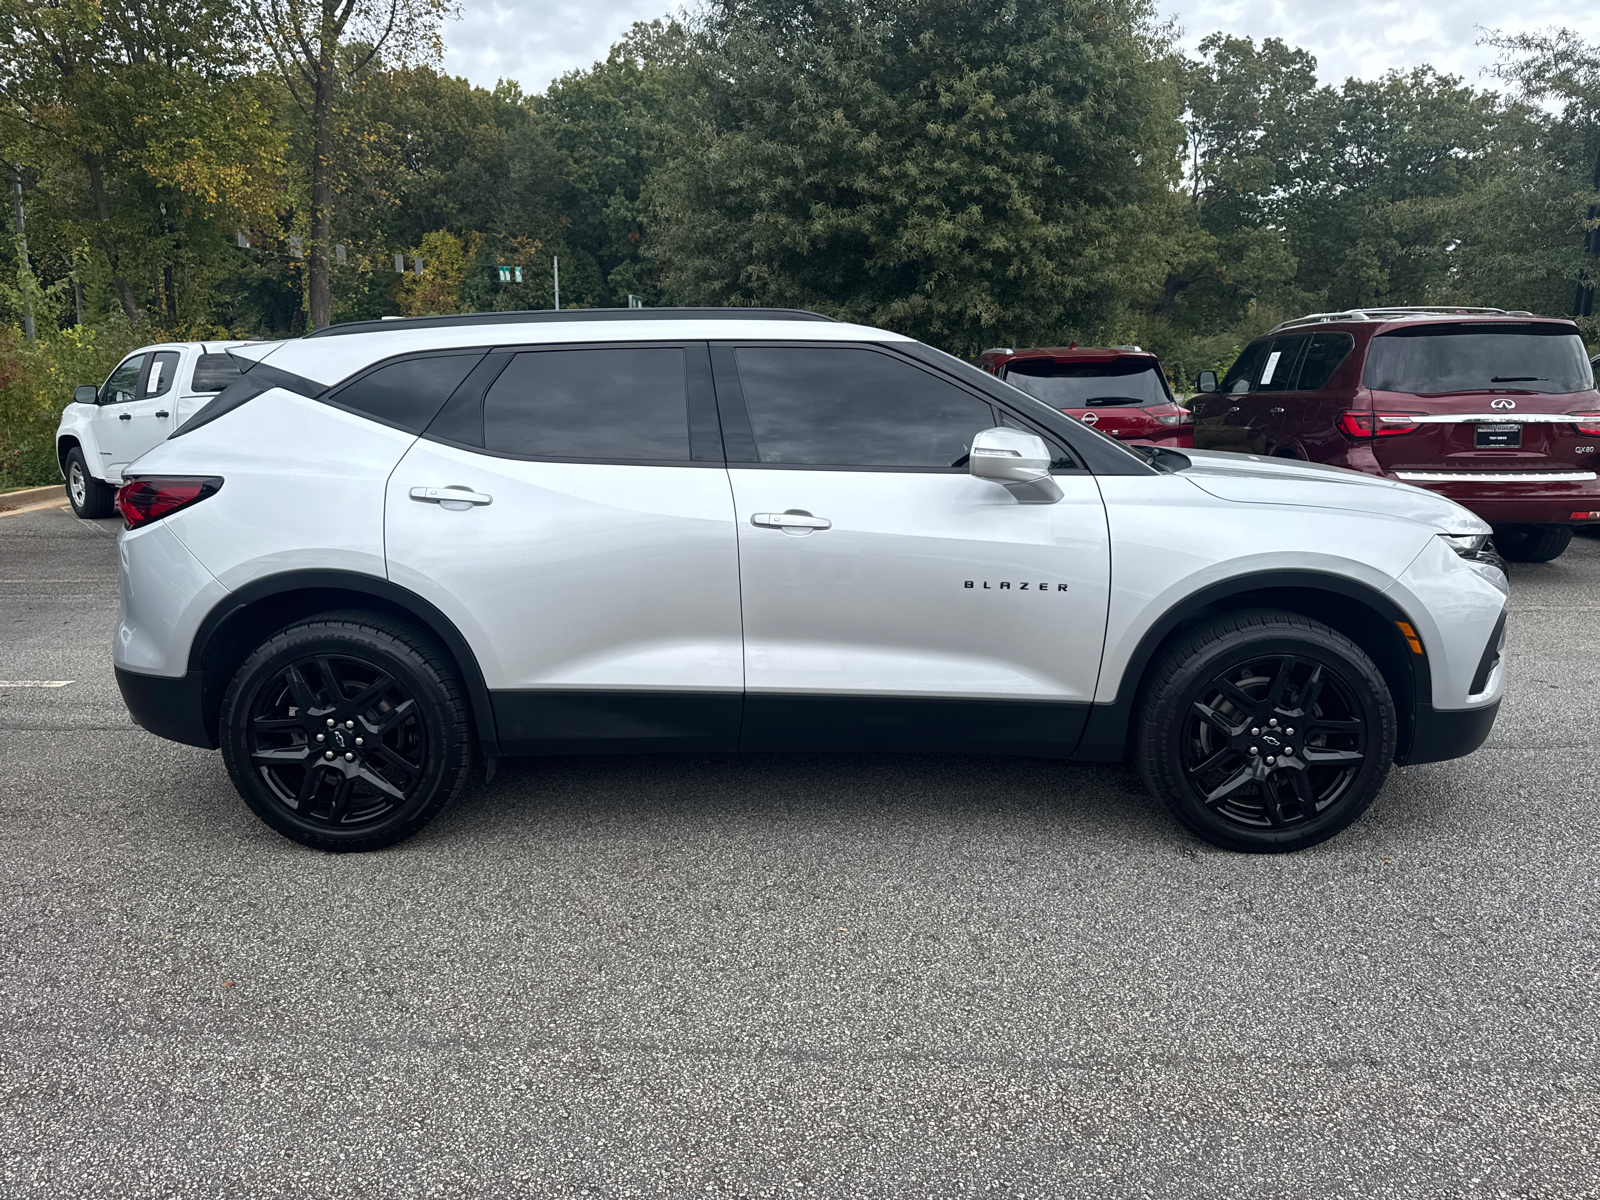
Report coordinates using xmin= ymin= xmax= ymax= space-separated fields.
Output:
xmin=187 ymin=570 xmax=500 ymax=756
xmin=1074 ymin=570 xmax=1426 ymax=765
xmin=57 ymin=433 xmax=83 ymax=477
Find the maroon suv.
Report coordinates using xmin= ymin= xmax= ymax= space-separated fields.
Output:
xmin=976 ymin=346 xmax=1193 ymax=448
xmin=1191 ymin=308 xmax=1600 ymax=562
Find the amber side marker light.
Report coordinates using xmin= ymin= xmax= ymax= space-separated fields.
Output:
xmin=1396 ymin=622 xmax=1424 ymax=655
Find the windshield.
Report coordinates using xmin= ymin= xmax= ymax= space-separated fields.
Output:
xmin=1002 ymin=358 xmax=1171 ymax=407
xmin=1364 ymin=324 xmax=1595 ymax=395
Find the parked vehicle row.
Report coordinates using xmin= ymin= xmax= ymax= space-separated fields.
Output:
xmin=94 ymin=308 xmax=1506 ymax=856
xmin=976 ymin=345 xmax=1194 ymax=450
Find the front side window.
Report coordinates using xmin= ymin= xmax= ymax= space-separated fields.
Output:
xmin=331 ymin=352 xmax=485 ymax=433
xmin=733 ymin=346 xmax=994 ymax=468
xmin=1002 ymin=358 xmax=1171 ymax=408
xmin=482 ymin=347 xmax=691 ymax=461
xmin=102 ymin=355 xmax=145 ymax=405
xmin=1219 ymin=342 xmax=1269 ymax=394
xmin=1364 ymin=324 xmax=1596 ymax=395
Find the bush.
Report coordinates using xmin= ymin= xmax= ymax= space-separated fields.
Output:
xmin=0 ymin=322 xmax=146 ymax=489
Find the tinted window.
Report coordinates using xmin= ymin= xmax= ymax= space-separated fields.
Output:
xmin=1002 ymin=358 xmax=1170 ymax=408
xmin=1219 ymin=341 xmax=1269 ymax=394
xmin=102 ymin=355 xmax=144 ymax=405
xmin=1294 ymin=333 xmax=1355 ymax=391
xmin=144 ymin=351 xmax=180 ymax=398
xmin=332 ymin=352 xmax=484 ymax=433
xmin=734 ymin=346 xmax=994 ymax=468
xmin=482 ymin=347 xmax=690 ymax=461
xmin=192 ymin=353 xmax=243 ymax=392
xmin=1363 ymin=324 xmax=1596 ymax=395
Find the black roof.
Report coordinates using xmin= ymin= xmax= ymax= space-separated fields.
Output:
xmin=304 ymin=307 xmax=839 ymax=339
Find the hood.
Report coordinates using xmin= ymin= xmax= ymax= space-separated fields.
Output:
xmin=1177 ymin=449 xmax=1490 ymax=535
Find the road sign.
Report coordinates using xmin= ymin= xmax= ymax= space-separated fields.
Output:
xmin=627 ymin=294 xmax=644 ymax=309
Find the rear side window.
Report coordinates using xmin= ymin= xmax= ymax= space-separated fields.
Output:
xmin=733 ymin=346 xmax=994 ymax=468
xmin=330 ymin=352 xmax=485 ymax=433
xmin=1293 ymin=333 xmax=1355 ymax=391
xmin=144 ymin=351 xmax=180 ymax=398
xmin=482 ymin=347 xmax=691 ymax=461
xmin=191 ymin=353 xmax=243 ymax=393
xmin=1363 ymin=324 xmax=1595 ymax=395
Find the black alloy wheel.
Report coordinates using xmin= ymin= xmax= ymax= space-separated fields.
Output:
xmin=220 ymin=612 xmax=473 ymax=851
xmin=1138 ymin=609 xmax=1397 ymax=852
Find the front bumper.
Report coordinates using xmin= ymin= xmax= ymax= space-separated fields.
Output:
xmin=116 ymin=666 xmax=216 ymax=749
xmin=1398 ymin=699 xmax=1501 ymax=765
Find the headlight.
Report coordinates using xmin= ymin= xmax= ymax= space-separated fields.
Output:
xmin=1439 ymin=533 xmax=1503 ymax=569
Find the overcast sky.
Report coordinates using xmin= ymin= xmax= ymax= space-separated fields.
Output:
xmin=440 ymin=0 xmax=1592 ymax=97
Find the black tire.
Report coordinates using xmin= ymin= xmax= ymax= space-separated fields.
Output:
xmin=219 ymin=611 xmax=473 ymax=851
xmin=64 ymin=447 xmax=115 ymax=519
xmin=1136 ymin=609 xmax=1398 ymax=853
xmin=1493 ymin=524 xmax=1572 ymax=563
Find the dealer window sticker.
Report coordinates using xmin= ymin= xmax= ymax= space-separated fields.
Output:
xmin=1260 ymin=350 xmax=1282 ymax=386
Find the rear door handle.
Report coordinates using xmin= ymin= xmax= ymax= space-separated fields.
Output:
xmin=118 ymin=413 xmax=132 ymax=421
xmin=751 ymin=511 xmax=831 ymax=531
xmin=410 ymin=486 xmax=492 ymax=506
xmin=1269 ymin=407 xmax=1285 ymax=414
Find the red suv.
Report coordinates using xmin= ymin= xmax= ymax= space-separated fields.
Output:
xmin=1191 ymin=308 xmax=1600 ymax=562
xmin=976 ymin=346 xmax=1192 ymax=448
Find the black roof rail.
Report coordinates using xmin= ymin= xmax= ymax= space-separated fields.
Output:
xmin=304 ymin=306 xmax=840 ymax=339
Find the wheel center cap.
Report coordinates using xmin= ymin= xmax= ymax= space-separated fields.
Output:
xmin=330 ymin=728 xmax=350 ymax=751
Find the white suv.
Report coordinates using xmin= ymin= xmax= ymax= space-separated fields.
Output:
xmin=56 ymin=340 xmax=258 ymax=518
xmin=109 ymin=309 xmax=1509 ymax=854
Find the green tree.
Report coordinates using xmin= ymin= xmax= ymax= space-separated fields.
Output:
xmin=248 ymin=0 xmax=454 ymax=329
xmin=648 ymin=0 xmax=1184 ymax=354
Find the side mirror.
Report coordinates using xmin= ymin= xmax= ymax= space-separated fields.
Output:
xmin=1195 ymin=371 xmax=1217 ymax=394
xmin=74 ymin=385 xmax=99 ymax=405
xmin=968 ymin=427 xmax=1062 ymax=505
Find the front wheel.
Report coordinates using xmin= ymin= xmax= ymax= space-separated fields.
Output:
xmin=1137 ymin=609 xmax=1398 ymax=853
xmin=1492 ymin=524 xmax=1572 ymax=563
xmin=219 ymin=612 xmax=474 ymax=851
xmin=64 ymin=447 xmax=115 ymax=519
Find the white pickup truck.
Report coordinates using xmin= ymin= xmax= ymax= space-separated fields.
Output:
xmin=56 ymin=340 xmax=261 ymax=518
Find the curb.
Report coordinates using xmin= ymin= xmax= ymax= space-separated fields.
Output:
xmin=0 ymin=484 xmax=67 ymax=517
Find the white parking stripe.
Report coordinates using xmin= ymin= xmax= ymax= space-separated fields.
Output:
xmin=0 ymin=681 xmax=74 ymax=687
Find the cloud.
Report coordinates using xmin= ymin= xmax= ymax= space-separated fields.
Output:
xmin=439 ymin=0 xmax=1591 ymax=95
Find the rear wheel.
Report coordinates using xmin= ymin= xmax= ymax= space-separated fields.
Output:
xmin=219 ymin=612 xmax=473 ymax=851
xmin=1492 ymin=524 xmax=1572 ymax=563
xmin=64 ymin=447 xmax=115 ymax=519
xmin=1137 ymin=609 xmax=1397 ymax=853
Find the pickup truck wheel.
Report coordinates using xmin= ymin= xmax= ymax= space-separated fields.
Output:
xmin=1492 ymin=524 xmax=1572 ymax=563
xmin=64 ymin=448 xmax=115 ymax=519
xmin=219 ymin=612 xmax=473 ymax=852
xmin=1137 ymin=609 xmax=1397 ymax=853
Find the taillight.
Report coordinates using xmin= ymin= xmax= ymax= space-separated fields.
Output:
xmin=1572 ymin=412 xmax=1600 ymax=436
xmin=1337 ymin=410 xmax=1422 ymax=439
xmin=115 ymin=477 xmax=223 ymax=530
xmin=1152 ymin=404 xmax=1192 ymax=427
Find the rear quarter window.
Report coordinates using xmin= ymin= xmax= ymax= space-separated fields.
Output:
xmin=191 ymin=353 xmax=244 ymax=393
xmin=329 ymin=352 xmax=487 ymax=433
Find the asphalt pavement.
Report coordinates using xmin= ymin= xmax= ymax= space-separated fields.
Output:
xmin=2 ymin=498 xmax=1597 ymax=1199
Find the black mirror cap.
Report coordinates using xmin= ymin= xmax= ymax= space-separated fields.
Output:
xmin=74 ymin=385 xmax=99 ymax=404
xmin=1195 ymin=371 xmax=1217 ymax=394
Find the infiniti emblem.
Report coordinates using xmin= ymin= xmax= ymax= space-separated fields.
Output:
xmin=1491 ymin=398 xmax=1516 ymax=410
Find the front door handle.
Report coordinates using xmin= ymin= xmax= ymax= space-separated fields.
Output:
xmin=751 ymin=510 xmax=831 ymax=531
xmin=410 ymin=486 xmax=492 ymax=507
xmin=1269 ymin=407 xmax=1285 ymax=415
xmin=118 ymin=412 xmax=132 ymax=421
xmin=155 ymin=410 xmax=170 ymax=418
